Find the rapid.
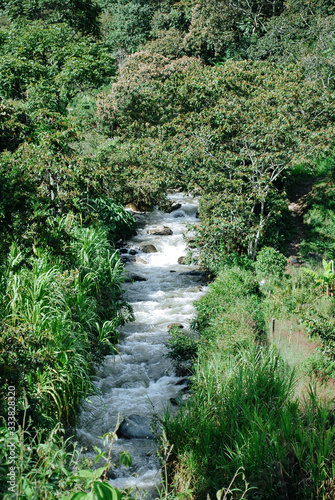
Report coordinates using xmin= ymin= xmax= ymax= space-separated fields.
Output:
xmin=76 ymin=194 xmax=207 ymax=497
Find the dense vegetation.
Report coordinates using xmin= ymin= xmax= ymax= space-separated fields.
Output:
xmin=164 ymin=251 xmax=335 ymax=499
xmin=0 ymin=0 xmax=335 ymax=498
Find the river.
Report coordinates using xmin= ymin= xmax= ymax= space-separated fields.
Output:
xmin=76 ymin=193 xmax=207 ymax=498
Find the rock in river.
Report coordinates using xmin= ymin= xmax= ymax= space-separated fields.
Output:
xmin=167 ymin=203 xmax=182 ymax=213
xmin=117 ymin=415 xmax=154 ymax=439
xmin=140 ymin=244 xmax=158 ymax=253
xmin=125 ymin=274 xmax=147 ymax=283
xmin=135 ymin=256 xmax=148 ymax=264
xmin=147 ymin=226 xmax=173 ymax=236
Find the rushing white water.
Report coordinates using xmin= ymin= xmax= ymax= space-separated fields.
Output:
xmin=76 ymin=194 xmax=207 ymax=498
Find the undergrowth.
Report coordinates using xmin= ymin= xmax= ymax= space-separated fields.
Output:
xmin=163 ymin=259 xmax=335 ymax=499
xmin=0 ymin=205 xmax=135 ymax=499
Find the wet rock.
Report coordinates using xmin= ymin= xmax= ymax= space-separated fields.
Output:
xmin=125 ymin=274 xmax=147 ymax=283
xmin=169 ymin=397 xmax=179 ymax=406
xmin=147 ymin=226 xmax=173 ymax=236
xmin=178 ymin=256 xmax=186 ymax=264
xmin=129 ymin=249 xmax=137 ymax=255
xmin=135 ymin=256 xmax=148 ymax=264
xmin=173 ymin=211 xmax=185 ymax=218
xmin=121 ymin=255 xmax=135 ymax=263
xmin=140 ymin=244 xmax=158 ymax=253
xmin=126 ymin=202 xmax=152 ymax=213
xmin=120 ymin=248 xmax=128 ymax=254
xmin=117 ymin=415 xmax=154 ymax=439
xmin=176 ymin=378 xmax=191 ymax=392
xmin=180 ymin=270 xmax=207 ymax=277
xmin=169 ymin=394 xmax=191 ymax=407
xmin=166 ymin=203 xmax=182 ymax=213
xmin=167 ymin=323 xmax=184 ymax=330
xmin=179 ymin=270 xmax=211 ymax=283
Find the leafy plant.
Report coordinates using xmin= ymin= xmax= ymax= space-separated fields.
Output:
xmin=302 ymin=259 xmax=335 ymax=296
xmin=0 ymin=415 xmax=134 ymax=500
xmin=166 ymin=326 xmax=198 ymax=375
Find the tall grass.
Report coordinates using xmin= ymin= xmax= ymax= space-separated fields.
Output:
xmin=193 ymin=266 xmax=265 ymax=354
xmin=162 ymin=265 xmax=335 ymax=499
xmin=0 ymin=216 xmax=132 ymax=429
xmin=163 ymin=344 xmax=335 ymax=499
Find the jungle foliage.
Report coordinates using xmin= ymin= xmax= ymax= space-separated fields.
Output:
xmin=1 ymin=0 xmax=335 ymax=498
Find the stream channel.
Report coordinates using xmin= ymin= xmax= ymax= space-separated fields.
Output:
xmin=76 ymin=193 xmax=208 ymax=498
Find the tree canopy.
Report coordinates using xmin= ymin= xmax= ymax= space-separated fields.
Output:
xmin=98 ymin=54 xmax=335 ymax=263
xmin=4 ymin=0 xmax=102 ymax=36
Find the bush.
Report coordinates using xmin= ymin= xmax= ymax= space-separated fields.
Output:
xmin=255 ymin=246 xmax=287 ymax=281
xmin=166 ymin=327 xmax=198 ymax=375
xmin=193 ymin=266 xmax=263 ymax=343
xmin=301 ymin=312 xmax=335 ymax=363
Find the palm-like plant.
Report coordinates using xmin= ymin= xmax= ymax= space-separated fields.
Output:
xmin=303 ymin=259 xmax=335 ymax=297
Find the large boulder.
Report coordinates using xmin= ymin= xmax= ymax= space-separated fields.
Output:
xmin=126 ymin=202 xmax=151 ymax=213
xmin=179 ymin=270 xmax=211 ymax=283
xmin=117 ymin=415 xmax=154 ymax=439
xmin=121 ymin=255 xmax=135 ymax=263
xmin=147 ymin=226 xmax=173 ymax=236
xmin=173 ymin=211 xmax=185 ymax=218
xmin=140 ymin=244 xmax=158 ymax=253
xmin=125 ymin=203 xmax=141 ymax=213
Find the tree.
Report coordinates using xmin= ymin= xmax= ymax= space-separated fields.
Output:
xmin=249 ymin=1 xmax=335 ymax=89
xmin=4 ymin=0 xmax=102 ymax=36
xmin=98 ymin=56 xmax=335 ymax=264
xmin=0 ymin=22 xmax=115 ymax=111
xmin=0 ymin=99 xmax=31 ymax=152
xmin=101 ymin=0 xmax=158 ymax=54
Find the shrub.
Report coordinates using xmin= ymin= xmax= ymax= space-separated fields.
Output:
xmin=255 ymin=246 xmax=287 ymax=281
xmin=166 ymin=327 xmax=198 ymax=375
xmin=193 ymin=266 xmax=263 ymax=342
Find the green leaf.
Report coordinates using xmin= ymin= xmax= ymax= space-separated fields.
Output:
xmin=93 ymin=481 xmax=122 ymax=500
xmin=76 ymin=469 xmax=94 ymax=480
xmin=93 ymin=466 xmax=107 ymax=479
xmin=62 ymin=492 xmax=88 ymax=500
xmin=119 ymin=450 xmax=132 ymax=468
